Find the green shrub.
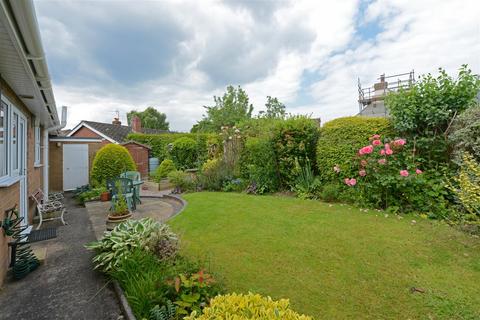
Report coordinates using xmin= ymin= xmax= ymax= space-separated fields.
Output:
xmin=169 ymin=137 xmax=198 ymax=169
xmin=316 ymin=116 xmax=392 ymax=182
xmin=185 ymin=292 xmax=313 ymax=320
xmin=168 ymin=170 xmax=196 ymax=193
xmin=449 ymin=105 xmax=480 ymax=164
xmin=85 ymin=218 xmax=178 ymax=272
xmin=319 ymin=183 xmax=342 ymax=202
xmin=294 ymin=161 xmax=321 ymax=199
xmin=90 ymin=144 xmax=136 ymax=186
xmin=154 ymin=159 xmax=176 ymax=181
xmin=127 ymin=132 xmax=220 ymax=164
xmin=271 ymin=116 xmax=319 ymax=187
xmin=199 ymin=158 xmax=231 ymax=191
xmin=76 ymin=186 xmax=106 ymax=204
xmin=240 ymin=137 xmax=279 ymax=193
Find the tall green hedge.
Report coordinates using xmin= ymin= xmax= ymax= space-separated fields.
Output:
xmin=91 ymin=144 xmax=136 ymax=185
xmin=127 ymin=132 xmax=221 ymax=164
xmin=316 ymin=116 xmax=393 ymax=182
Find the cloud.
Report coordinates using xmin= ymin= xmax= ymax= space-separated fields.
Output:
xmin=34 ymin=0 xmax=480 ymax=131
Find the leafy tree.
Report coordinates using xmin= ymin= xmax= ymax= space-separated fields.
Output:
xmin=127 ymin=107 xmax=169 ymax=130
xmin=259 ymin=96 xmax=286 ymax=119
xmin=192 ymin=85 xmax=253 ymax=132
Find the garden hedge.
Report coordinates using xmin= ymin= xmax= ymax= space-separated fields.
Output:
xmin=316 ymin=116 xmax=392 ymax=182
xmin=91 ymin=144 xmax=136 ymax=185
xmin=127 ymin=132 xmax=221 ymax=164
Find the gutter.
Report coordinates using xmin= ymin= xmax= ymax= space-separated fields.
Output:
xmin=43 ymin=106 xmax=67 ymax=199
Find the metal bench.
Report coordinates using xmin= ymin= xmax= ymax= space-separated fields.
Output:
xmin=31 ymin=190 xmax=67 ymax=230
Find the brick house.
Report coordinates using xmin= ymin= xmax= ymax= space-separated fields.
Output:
xmin=48 ymin=116 xmax=165 ymax=191
xmin=0 ymin=1 xmax=65 ymax=286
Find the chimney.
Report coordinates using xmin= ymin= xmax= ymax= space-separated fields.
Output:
xmin=112 ymin=117 xmax=122 ymax=125
xmin=131 ymin=115 xmax=142 ymax=133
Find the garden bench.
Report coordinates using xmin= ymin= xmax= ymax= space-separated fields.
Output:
xmin=31 ymin=190 xmax=67 ymax=230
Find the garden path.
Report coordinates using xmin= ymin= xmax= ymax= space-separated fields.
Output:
xmin=0 ymin=195 xmax=122 ymax=320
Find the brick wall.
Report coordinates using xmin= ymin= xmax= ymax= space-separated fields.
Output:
xmin=122 ymin=142 xmax=150 ymax=178
xmin=0 ymin=79 xmax=43 ymax=286
xmin=71 ymin=126 xmax=102 ymax=138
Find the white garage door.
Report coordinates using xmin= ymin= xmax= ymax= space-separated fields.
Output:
xmin=63 ymin=144 xmax=89 ymax=191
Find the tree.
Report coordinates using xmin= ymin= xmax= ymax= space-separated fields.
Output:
xmin=192 ymin=85 xmax=253 ymax=132
xmin=259 ymin=96 xmax=286 ymax=119
xmin=127 ymin=107 xmax=169 ymax=130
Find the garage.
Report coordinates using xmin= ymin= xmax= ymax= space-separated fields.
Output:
xmin=48 ymin=137 xmax=104 ymax=191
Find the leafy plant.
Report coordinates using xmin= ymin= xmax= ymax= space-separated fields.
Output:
xmin=184 ymin=293 xmax=313 ymax=320
xmin=449 ymin=104 xmax=480 ymax=164
xmin=91 ymin=144 xmax=136 ymax=186
xmin=167 ymin=170 xmax=196 ymax=193
xmin=199 ymin=158 xmax=230 ymax=191
xmin=127 ymin=106 xmax=169 ymax=130
xmin=294 ymin=160 xmax=321 ymax=199
xmin=316 ymin=116 xmax=392 ymax=182
xmin=169 ymin=137 xmax=198 ymax=169
xmin=154 ymin=159 xmax=176 ymax=181
xmin=111 ymin=192 xmax=129 ymax=216
xmin=150 ymin=301 xmax=176 ymax=320
xmin=76 ymin=186 xmax=106 ymax=204
xmin=449 ymin=153 xmax=480 ymax=223
xmin=319 ymin=183 xmax=342 ymax=202
xmin=85 ymin=218 xmax=178 ymax=272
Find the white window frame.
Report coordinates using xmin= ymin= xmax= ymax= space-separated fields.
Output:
xmin=0 ymin=97 xmax=8 ymax=181
xmin=34 ymin=119 xmax=41 ymax=166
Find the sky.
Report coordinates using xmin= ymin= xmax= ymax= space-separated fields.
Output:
xmin=34 ymin=0 xmax=480 ymax=132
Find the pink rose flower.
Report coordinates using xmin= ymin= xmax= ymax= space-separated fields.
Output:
xmin=415 ymin=168 xmax=423 ymax=174
xmin=400 ymin=170 xmax=409 ymax=177
xmin=393 ymin=139 xmax=406 ymax=146
xmin=380 ymin=149 xmax=385 ymax=155
xmin=344 ymin=178 xmax=350 ymax=185
xmin=371 ymin=134 xmax=381 ymax=140
xmin=359 ymin=145 xmax=374 ymax=155
xmin=378 ymin=159 xmax=386 ymax=165
xmin=359 ymin=170 xmax=366 ymax=177
xmin=386 ymin=149 xmax=393 ymax=155
xmin=349 ymin=178 xmax=357 ymax=186
xmin=372 ymin=139 xmax=382 ymax=146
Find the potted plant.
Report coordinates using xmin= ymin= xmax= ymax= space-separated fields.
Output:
xmin=100 ymin=190 xmax=111 ymax=202
xmin=106 ymin=192 xmax=132 ymax=230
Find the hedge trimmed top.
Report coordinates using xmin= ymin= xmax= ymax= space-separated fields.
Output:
xmin=91 ymin=144 xmax=136 ymax=185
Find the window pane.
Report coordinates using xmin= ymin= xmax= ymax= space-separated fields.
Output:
xmin=0 ymin=101 xmax=6 ymax=177
xmin=12 ymin=113 xmax=18 ymax=170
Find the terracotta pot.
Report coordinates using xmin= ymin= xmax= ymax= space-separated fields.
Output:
xmin=100 ymin=192 xmax=111 ymax=202
xmin=106 ymin=212 xmax=132 ymax=230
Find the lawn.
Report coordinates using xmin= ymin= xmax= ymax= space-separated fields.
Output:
xmin=169 ymin=192 xmax=480 ymax=319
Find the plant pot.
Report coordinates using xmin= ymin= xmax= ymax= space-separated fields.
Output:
xmin=106 ymin=212 xmax=132 ymax=231
xmin=100 ymin=192 xmax=111 ymax=202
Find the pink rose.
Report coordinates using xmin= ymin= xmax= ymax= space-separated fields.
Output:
xmin=372 ymin=139 xmax=382 ymax=146
xmin=378 ymin=159 xmax=386 ymax=165
xmin=415 ymin=169 xmax=423 ymax=174
xmin=372 ymin=134 xmax=381 ymax=139
xmin=349 ymin=178 xmax=357 ymax=186
xmin=380 ymin=149 xmax=385 ymax=155
xmin=400 ymin=170 xmax=409 ymax=177
xmin=359 ymin=170 xmax=366 ymax=177
xmin=393 ymin=139 xmax=406 ymax=146
xmin=386 ymin=149 xmax=393 ymax=155
xmin=344 ymin=178 xmax=350 ymax=185
xmin=359 ymin=145 xmax=374 ymax=155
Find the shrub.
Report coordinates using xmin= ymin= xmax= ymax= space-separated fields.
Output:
xmin=240 ymin=137 xmax=279 ymax=193
xmin=319 ymin=183 xmax=342 ymax=202
xmin=449 ymin=153 xmax=480 ymax=223
xmin=85 ymin=218 xmax=178 ymax=272
xmin=271 ymin=116 xmax=319 ymax=187
xmin=127 ymin=132 xmax=220 ymax=163
xmin=168 ymin=170 xmax=196 ymax=193
xmin=154 ymin=159 xmax=176 ymax=181
xmin=90 ymin=144 xmax=136 ymax=186
xmin=199 ymin=158 xmax=230 ymax=191
xmin=316 ymin=116 xmax=392 ymax=182
xmin=169 ymin=137 xmax=198 ymax=169
xmin=76 ymin=186 xmax=106 ymax=204
xmin=294 ymin=161 xmax=321 ymax=199
xmin=184 ymin=292 xmax=313 ymax=320
xmin=449 ymin=105 xmax=480 ymax=164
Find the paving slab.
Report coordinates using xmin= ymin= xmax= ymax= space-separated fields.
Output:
xmin=0 ymin=195 xmax=122 ymax=320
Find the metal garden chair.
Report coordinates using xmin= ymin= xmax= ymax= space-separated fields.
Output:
xmin=107 ymin=177 xmax=136 ymax=212
xmin=120 ymin=171 xmax=142 ymax=204
xmin=31 ymin=190 xmax=66 ymax=230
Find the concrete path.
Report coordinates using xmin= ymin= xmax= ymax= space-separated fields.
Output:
xmin=0 ymin=195 xmax=122 ymax=320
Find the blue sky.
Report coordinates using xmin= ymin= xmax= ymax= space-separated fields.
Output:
xmin=34 ymin=0 xmax=480 ymax=131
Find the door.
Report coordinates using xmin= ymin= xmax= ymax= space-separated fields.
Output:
xmin=63 ymin=144 xmax=89 ymax=191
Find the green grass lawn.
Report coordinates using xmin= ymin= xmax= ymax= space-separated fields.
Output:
xmin=169 ymin=192 xmax=480 ymax=319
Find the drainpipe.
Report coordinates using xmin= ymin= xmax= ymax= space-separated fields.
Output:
xmin=43 ymin=106 xmax=67 ymax=199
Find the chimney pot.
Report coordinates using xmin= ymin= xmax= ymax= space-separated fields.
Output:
xmin=112 ymin=117 xmax=122 ymax=125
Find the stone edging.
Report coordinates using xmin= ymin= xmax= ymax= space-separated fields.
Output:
xmin=103 ymin=194 xmax=188 ymax=320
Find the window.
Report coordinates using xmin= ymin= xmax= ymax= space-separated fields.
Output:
xmin=0 ymin=100 xmax=7 ymax=178
xmin=34 ymin=121 xmax=41 ymax=165
xmin=12 ymin=112 xmax=18 ymax=172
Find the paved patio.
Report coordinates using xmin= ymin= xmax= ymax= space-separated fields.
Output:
xmin=0 ymin=195 xmax=122 ymax=320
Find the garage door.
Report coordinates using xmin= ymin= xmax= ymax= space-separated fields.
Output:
xmin=63 ymin=144 xmax=89 ymax=191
